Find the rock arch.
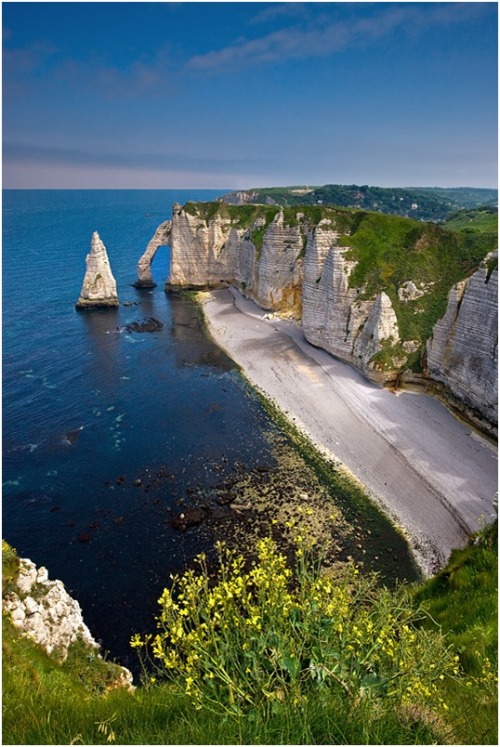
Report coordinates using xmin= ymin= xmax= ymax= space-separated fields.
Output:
xmin=133 ymin=221 xmax=172 ymax=288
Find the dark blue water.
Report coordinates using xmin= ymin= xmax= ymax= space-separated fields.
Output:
xmin=2 ymin=190 xmax=282 ymax=671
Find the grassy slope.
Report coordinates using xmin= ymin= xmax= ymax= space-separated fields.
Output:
xmin=3 ymin=522 xmax=497 ymax=745
xmin=221 ymin=185 xmax=498 ymax=221
xmin=340 ymin=210 xmax=496 ymax=371
xmin=414 ymin=521 xmax=498 ymax=744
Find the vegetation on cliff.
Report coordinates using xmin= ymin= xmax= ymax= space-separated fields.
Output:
xmin=179 ymin=200 xmax=496 ymax=376
xmin=220 ymin=184 xmax=497 ymax=222
xmin=338 ymin=209 xmax=496 ymax=371
xmin=3 ymin=521 xmax=497 ymax=744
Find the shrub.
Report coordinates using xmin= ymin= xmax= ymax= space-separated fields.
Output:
xmin=132 ymin=537 xmax=457 ymax=725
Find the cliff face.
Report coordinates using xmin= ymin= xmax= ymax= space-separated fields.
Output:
xmin=301 ymin=224 xmax=402 ymax=383
xmin=426 ymin=254 xmax=498 ymax=429
xmin=167 ymin=203 xmax=240 ymax=288
xmin=166 ymin=203 xmax=304 ymax=315
xmin=244 ymin=212 xmax=304 ymax=314
xmin=161 ymin=202 xmax=497 ymax=432
xmin=76 ymin=232 xmax=119 ymax=309
xmin=3 ymin=552 xmax=133 ymax=688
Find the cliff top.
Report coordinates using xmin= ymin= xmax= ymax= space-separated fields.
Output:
xmin=175 ymin=200 xmax=497 ymax=375
xmin=219 ymin=184 xmax=498 ymax=222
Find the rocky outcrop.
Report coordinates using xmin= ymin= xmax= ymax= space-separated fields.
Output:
xmin=166 ymin=204 xmax=305 ymax=317
xmin=126 ymin=317 xmax=164 ymax=333
xmin=301 ymin=225 xmax=403 ymax=382
xmin=158 ymin=201 xmax=497 ymax=431
xmin=76 ymin=232 xmax=119 ymax=309
xmin=166 ymin=203 xmax=240 ymax=290
xmin=426 ymin=253 xmax=498 ymax=430
xmin=133 ymin=221 xmax=172 ymax=288
xmin=3 ymin=554 xmax=134 ymax=687
xmin=4 ymin=557 xmax=97 ymax=658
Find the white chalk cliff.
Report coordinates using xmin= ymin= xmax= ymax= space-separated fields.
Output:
xmin=301 ymin=225 xmax=403 ymax=382
xmin=165 ymin=203 xmax=304 ymax=316
xmin=3 ymin=554 xmax=133 ymax=688
xmin=134 ymin=220 xmax=172 ymax=287
xmin=153 ymin=202 xmax=497 ymax=432
xmin=426 ymin=253 xmax=498 ymax=429
xmin=76 ymin=232 xmax=119 ymax=308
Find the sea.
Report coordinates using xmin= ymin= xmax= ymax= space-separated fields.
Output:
xmin=2 ymin=189 xmax=287 ymax=672
xmin=3 ymin=189 xmax=420 ymax=675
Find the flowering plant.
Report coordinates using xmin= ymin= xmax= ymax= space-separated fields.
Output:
xmin=132 ymin=536 xmax=458 ymax=719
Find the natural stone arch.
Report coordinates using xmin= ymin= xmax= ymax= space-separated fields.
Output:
xmin=133 ymin=220 xmax=172 ymax=288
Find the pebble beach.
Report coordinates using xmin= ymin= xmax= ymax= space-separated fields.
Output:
xmin=200 ymin=287 xmax=497 ymax=576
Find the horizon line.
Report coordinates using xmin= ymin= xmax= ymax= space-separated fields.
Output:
xmin=2 ymin=184 xmax=498 ymax=192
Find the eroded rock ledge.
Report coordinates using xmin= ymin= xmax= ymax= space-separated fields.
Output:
xmin=3 ymin=554 xmax=133 ymax=689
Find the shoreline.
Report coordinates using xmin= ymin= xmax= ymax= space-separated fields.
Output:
xmin=199 ymin=287 xmax=497 ymax=577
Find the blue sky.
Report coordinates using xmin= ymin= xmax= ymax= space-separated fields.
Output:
xmin=2 ymin=1 xmax=498 ymax=189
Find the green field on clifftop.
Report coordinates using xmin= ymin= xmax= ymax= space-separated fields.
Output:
xmin=220 ymin=184 xmax=497 ymax=222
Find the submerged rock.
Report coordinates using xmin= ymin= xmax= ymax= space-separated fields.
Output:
xmin=171 ymin=507 xmax=207 ymax=531
xmin=125 ymin=317 xmax=164 ymax=333
xmin=75 ymin=232 xmax=119 ymax=309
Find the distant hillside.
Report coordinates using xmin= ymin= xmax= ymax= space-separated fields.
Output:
xmin=443 ymin=205 xmax=498 ymax=234
xmin=220 ymin=184 xmax=498 ymax=223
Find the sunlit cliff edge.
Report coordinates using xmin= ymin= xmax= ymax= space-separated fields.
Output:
xmin=136 ymin=201 xmax=497 ymax=437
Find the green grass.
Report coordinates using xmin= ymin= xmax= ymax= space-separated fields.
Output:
xmin=335 ymin=210 xmax=495 ymax=369
xmin=3 ymin=523 xmax=497 ymax=745
xmin=415 ymin=521 xmax=497 ymax=671
xmin=443 ymin=207 xmax=498 ymax=234
xmin=182 ymin=200 xmax=280 ymax=231
xmin=180 ymin=201 xmax=496 ymax=375
xmin=414 ymin=522 xmax=498 ymax=744
xmin=1 ymin=602 xmax=452 ymax=745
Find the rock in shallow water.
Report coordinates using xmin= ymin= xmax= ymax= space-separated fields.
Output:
xmin=125 ymin=317 xmax=164 ymax=333
xmin=171 ymin=507 xmax=207 ymax=531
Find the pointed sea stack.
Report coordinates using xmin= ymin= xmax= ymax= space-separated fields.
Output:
xmin=75 ymin=232 xmax=119 ymax=309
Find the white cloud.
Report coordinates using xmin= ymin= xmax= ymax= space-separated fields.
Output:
xmin=185 ymin=2 xmax=492 ymax=73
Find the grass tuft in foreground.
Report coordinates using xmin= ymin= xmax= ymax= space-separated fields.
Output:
xmin=132 ymin=535 xmax=459 ymax=743
xmin=3 ymin=526 xmax=497 ymax=744
xmin=414 ymin=520 xmax=498 ymax=744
